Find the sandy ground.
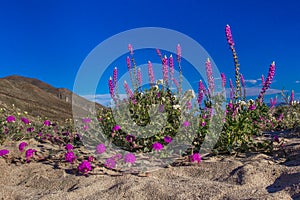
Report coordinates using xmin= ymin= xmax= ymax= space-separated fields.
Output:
xmin=1 ymin=131 xmax=300 ymax=200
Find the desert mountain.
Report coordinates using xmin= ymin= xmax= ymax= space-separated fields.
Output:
xmin=0 ymin=75 xmax=105 ymax=122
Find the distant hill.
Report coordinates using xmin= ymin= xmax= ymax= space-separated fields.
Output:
xmin=0 ymin=75 xmax=106 ymax=123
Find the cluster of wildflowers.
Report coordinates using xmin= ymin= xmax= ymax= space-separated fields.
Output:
xmin=1 ymin=24 xmax=295 ymax=174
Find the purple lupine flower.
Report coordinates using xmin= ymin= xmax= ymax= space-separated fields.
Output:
xmin=21 ymin=117 xmax=30 ymax=124
xmin=137 ymin=68 xmax=142 ymax=86
xmin=240 ymin=74 xmax=245 ymax=88
xmin=65 ymin=143 xmax=74 ymax=151
xmin=169 ymin=54 xmax=174 ymax=78
xmin=156 ymin=48 xmax=162 ymax=59
xmin=201 ymin=121 xmax=206 ymax=127
xmin=124 ymin=81 xmax=133 ymax=98
xmin=78 ymin=160 xmax=92 ymax=174
xmin=88 ymin=156 xmax=94 ymax=162
xmin=65 ymin=151 xmax=76 ymax=163
xmin=205 ymin=58 xmax=214 ymax=93
xmin=197 ymin=80 xmax=206 ymax=105
xmin=229 ymin=79 xmax=234 ymax=100
xmin=108 ymin=76 xmax=114 ymax=98
xmin=189 ymin=153 xmax=201 ymax=164
xmin=228 ymin=102 xmax=233 ymax=110
xmin=270 ymin=97 xmax=277 ymax=108
xmin=25 ymin=149 xmax=36 ymax=162
xmin=221 ymin=73 xmax=226 ymax=89
xmin=176 ymin=44 xmax=181 ymax=63
xmin=225 ymin=24 xmax=235 ymax=47
xmin=258 ymin=62 xmax=276 ymax=100
xmin=19 ymin=142 xmax=28 ymax=152
xmin=148 ymin=61 xmax=155 ymax=85
xmin=152 ymin=142 xmax=163 ymax=151
xmin=290 ymin=90 xmax=295 ymax=105
xmin=125 ymin=134 xmax=136 ymax=142
xmin=113 ymin=67 xmax=118 ymax=86
xmin=44 ymin=120 xmax=51 ymax=126
xmin=0 ymin=149 xmax=9 ymax=157
xmin=124 ymin=153 xmax=136 ymax=164
xmin=104 ymin=157 xmax=116 ymax=169
xmin=183 ymin=121 xmax=190 ymax=127
xmin=6 ymin=115 xmax=15 ymax=123
xmin=82 ymin=118 xmax=91 ymax=124
xmin=96 ymin=143 xmax=106 ymax=154
xmin=128 ymin=44 xmax=133 ymax=55
xmin=164 ymin=136 xmax=172 ymax=144
xmin=126 ymin=56 xmax=131 ymax=71
xmin=162 ymin=55 xmax=169 ymax=85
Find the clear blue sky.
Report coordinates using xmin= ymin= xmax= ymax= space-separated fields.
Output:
xmin=0 ymin=0 xmax=299 ymax=103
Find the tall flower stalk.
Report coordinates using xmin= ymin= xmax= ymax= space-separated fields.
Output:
xmin=258 ymin=61 xmax=276 ymax=100
xmin=128 ymin=44 xmax=138 ymax=91
xmin=177 ymin=44 xmax=183 ymax=98
xmin=226 ymin=24 xmax=241 ymax=101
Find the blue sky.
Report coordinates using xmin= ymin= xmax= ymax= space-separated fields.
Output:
xmin=0 ymin=0 xmax=299 ymax=105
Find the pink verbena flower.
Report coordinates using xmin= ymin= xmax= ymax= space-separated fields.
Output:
xmin=189 ymin=153 xmax=201 ymax=164
xmin=82 ymin=118 xmax=91 ymax=124
xmin=65 ymin=143 xmax=74 ymax=151
xmin=19 ymin=142 xmax=28 ymax=152
xmin=21 ymin=117 xmax=30 ymax=124
xmin=124 ymin=153 xmax=136 ymax=164
xmin=65 ymin=151 xmax=76 ymax=163
xmin=78 ymin=160 xmax=92 ymax=174
xmin=152 ymin=142 xmax=163 ymax=151
xmin=112 ymin=125 xmax=121 ymax=131
xmin=183 ymin=121 xmax=190 ymax=127
xmin=0 ymin=149 xmax=9 ymax=157
xmin=126 ymin=134 xmax=136 ymax=142
xmin=96 ymin=143 xmax=106 ymax=154
xmin=44 ymin=120 xmax=51 ymax=126
xmin=164 ymin=136 xmax=172 ymax=144
xmin=104 ymin=157 xmax=116 ymax=169
xmin=25 ymin=149 xmax=36 ymax=162
xmin=6 ymin=115 xmax=15 ymax=123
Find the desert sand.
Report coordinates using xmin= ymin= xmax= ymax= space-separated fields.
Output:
xmin=0 ymin=131 xmax=300 ymax=200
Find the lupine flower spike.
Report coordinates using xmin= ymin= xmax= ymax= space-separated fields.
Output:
xmin=225 ymin=24 xmax=241 ymax=101
xmin=258 ymin=61 xmax=276 ymax=100
xmin=148 ymin=61 xmax=155 ymax=86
